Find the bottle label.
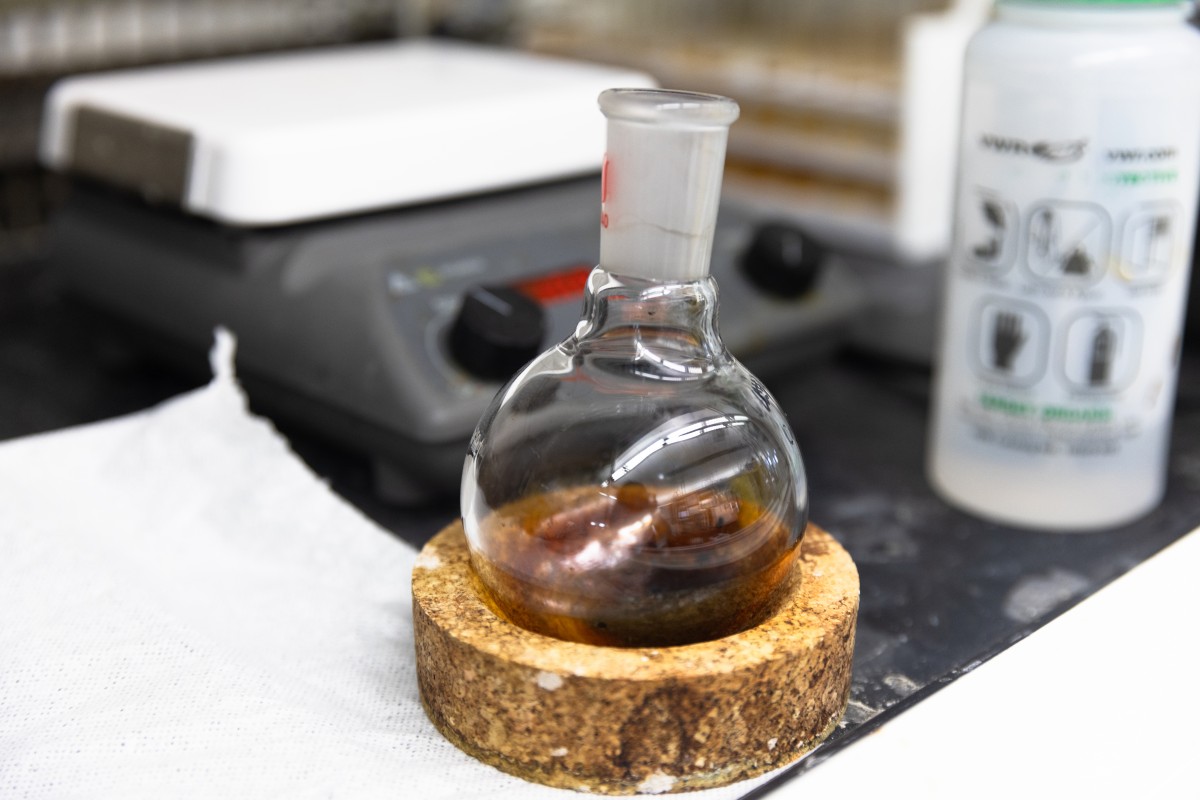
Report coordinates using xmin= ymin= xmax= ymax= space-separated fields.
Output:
xmin=938 ymin=79 xmax=1200 ymax=462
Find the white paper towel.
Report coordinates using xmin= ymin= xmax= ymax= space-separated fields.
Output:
xmin=0 ymin=333 xmax=793 ymax=799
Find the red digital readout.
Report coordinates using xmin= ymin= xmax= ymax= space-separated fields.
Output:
xmin=516 ymin=265 xmax=592 ymax=304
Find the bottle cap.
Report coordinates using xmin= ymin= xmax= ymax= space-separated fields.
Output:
xmin=999 ymin=0 xmax=1186 ymax=6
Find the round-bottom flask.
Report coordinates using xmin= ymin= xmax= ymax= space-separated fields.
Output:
xmin=461 ymin=90 xmax=808 ymax=647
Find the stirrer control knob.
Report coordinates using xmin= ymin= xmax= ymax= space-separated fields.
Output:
xmin=742 ymin=222 xmax=825 ymax=298
xmin=449 ymin=286 xmax=545 ymax=382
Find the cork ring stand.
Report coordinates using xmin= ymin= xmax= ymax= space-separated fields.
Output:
xmin=412 ymin=521 xmax=859 ymax=794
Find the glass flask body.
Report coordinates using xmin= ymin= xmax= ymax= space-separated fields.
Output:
xmin=461 ymin=267 xmax=808 ymax=647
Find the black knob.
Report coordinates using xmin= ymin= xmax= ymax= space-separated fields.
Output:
xmin=741 ymin=222 xmax=825 ymax=298
xmin=449 ymin=285 xmax=545 ymax=381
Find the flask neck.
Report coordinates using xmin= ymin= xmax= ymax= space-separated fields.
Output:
xmin=571 ymin=268 xmax=729 ymax=376
xmin=597 ymin=89 xmax=739 ymax=282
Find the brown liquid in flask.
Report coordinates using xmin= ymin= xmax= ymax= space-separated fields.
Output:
xmin=470 ymin=484 xmax=802 ymax=647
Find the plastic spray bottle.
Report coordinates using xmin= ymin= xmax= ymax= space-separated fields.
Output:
xmin=928 ymin=0 xmax=1200 ymax=529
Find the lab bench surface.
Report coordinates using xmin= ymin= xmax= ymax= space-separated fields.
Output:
xmin=4 ymin=258 xmax=1200 ymax=796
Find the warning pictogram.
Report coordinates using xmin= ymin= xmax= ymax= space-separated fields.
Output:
xmin=971 ymin=297 xmax=1050 ymax=386
xmin=1023 ymin=201 xmax=1110 ymax=285
xmin=1119 ymin=202 xmax=1180 ymax=285
xmin=1061 ymin=310 xmax=1141 ymax=392
xmin=963 ymin=188 xmax=1018 ymax=272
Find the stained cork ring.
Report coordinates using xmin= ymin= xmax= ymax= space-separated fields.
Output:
xmin=412 ymin=521 xmax=859 ymax=794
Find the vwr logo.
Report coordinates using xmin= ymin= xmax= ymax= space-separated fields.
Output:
xmin=979 ymin=134 xmax=1088 ymax=163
